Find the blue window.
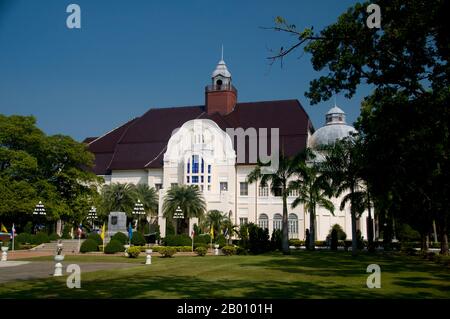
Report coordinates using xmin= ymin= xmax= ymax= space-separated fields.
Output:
xmin=201 ymin=176 xmax=204 ymax=183
xmin=192 ymin=155 xmax=199 ymax=173
xmin=187 ymin=176 xmax=190 ymax=183
xmin=201 ymin=159 xmax=204 ymax=173
xmin=192 ymin=176 xmax=199 ymax=183
xmin=187 ymin=162 xmax=190 ymax=174
xmin=208 ymin=165 xmax=211 ymax=174
xmin=208 ymin=176 xmax=211 ymax=183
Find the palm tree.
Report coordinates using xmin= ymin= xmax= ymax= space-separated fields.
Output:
xmin=205 ymin=210 xmax=226 ymax=238
xmin=134 ymin=184 xmax=158 ymax=216
xmin=289 ymin=149 xmax=335 ymax=250
xmin=99 ymin=183 xmax=136 ymax=215
xmin=162 ymin=185 xmax=206 ymax=235
xmin=221 ymin=217 xmax=239 ymax=244
xmin=324 ymin=137 xmax=366 ymax=256
xmin=247 ymin=154 xmax=296 ymax=254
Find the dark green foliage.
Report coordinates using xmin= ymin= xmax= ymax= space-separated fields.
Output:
xmin=165 ymin=222 xmax=175 ymax=236
xmin=271 ymin=229 xmax=283 ymax=251
xmin=80 ymin=239 xmax=98 ymax=253
xmin=48 ymin=233 xmax=59 ymax=241
xmin=33 ymin=232 xmax=49 ymax=245
xmin=9 ymin=240 xmax=20 ymax=250
xmin=131 ymin=231 xmax=146 ymax=246
xmin=216 ymin=234 xmax=226 ymax=248
xmin=23 ymin=222 xmax=33 ymax=234
xmin=289 ymin=239 xmax=304 ymax=247
xmin=221 ymin=245 xmax=237 ymax=256
xmin=104 ymin=239 xmax=124 ymax=254
xmin=330 ymin=228 xmax=338 ymax=251
xmin=16 ymin=233 xmax=32 ymax=244
xmin=397 ymin=224 xmax=421 ymax=242
xmin=111 ymin=232 xmax=128 ymax=245
xmin=194 ymin=243 xmax=208 ymax=249
xmin=329 ymin=224 xmax=347 ymax=241
xmin=236 ymin=246 xmax=248 ymax=255
xmin=127 ymin=246 xmax=141 ymax=258
xmin=87 ymin=233 xmax=103 ymax=246
xmin=247 ymin=223 xmax=270 ymax=254
xmin=195 ymin=246 xmax=207 ymax=256
xmin=356 ymin=230 xmax=365 ymax=250
xmin=163 ymin=234 xmax=191 ymax=246
xmin=195 ymin=234 xmax=211 ymax=245
xmin=61 ymin=224 xmax=72 ymax=239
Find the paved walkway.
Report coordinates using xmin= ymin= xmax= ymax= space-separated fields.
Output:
xmin=0 ymin=261 xmax=140 ymax=284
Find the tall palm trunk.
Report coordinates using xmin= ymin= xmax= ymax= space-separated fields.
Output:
xmin=367 ymin=191 xmax=374 ymax=252
xmin=440 ymin=222 xmax=449 ymax=255
xmin=282 ymin=190 xmax=290 ymax=254
xmin=309 ymin=205 xmax=315 ymax=251
xmin=350 ymin=186 xmax=358 ymax=256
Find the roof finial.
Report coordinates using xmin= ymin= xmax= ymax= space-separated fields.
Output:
xmin=221 ymin=44 xmax=224 ymax=61
xmin=334 ymin=96 xmax=337 ymax=107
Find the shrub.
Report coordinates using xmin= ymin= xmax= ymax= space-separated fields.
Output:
xmin=48 ymin=233 xmax=60 ymax=241
xmin=104 ymin=239 xmax=125 ymax=254
xmin=80 ymin=239 xmax=98 ymax=253
xmin=397 ymin=223 xmax=421 ymax=242
xmin=330 ymin=228 xmax=338 ymax=251
xmin=33 ymin=232 xmax=50 ymax=245
xmin=271 ymin=229 xmax=282 ymax=251
xmin=111 ymin=232 xmax=128 ymax=245
xmin=247 ymin=223 xmax=270 ymax=254
xmin=87 ymin=233 xmax=103 ymax=246
xmin=127 ymin=246 xmax=141 ymax=258
xmin=329 ymin=224 xmax=347 ymax=241
xmin=131 ymin=231 xmax=146 ymax=246
xmin=195 ymin=234 xmax=211 ymax=245
xmin=236 ymin=246 xmax=248 ymax=255
xmin=195 ymin=246 xmax=207 ymax=256
xmin=216 ymin=234 xmax=227 ymax=248
xmin=163 ymin=234 xmax=191 ymax=246
xmin=61 ymin=224 xmax=72 ymax=239
xmin=23 ymin=222 xmax=33 ymax=234
xmin=16 ymin=233 xmax=33 ymax=244
xmin=222 ymin=245 xmax=236 ymax=256
xmin=175 ymin=246 xmax=192 ymax=252
xmin=314 ymin=241 xmax=327 ymax=247
xmin=8 ymin=240 xmax=20 ymax=250
xmin=289 ymin=239 xmax=303 ymax=248
xmin=194 ymin=243 xmax=208 ymax=249
xmin=159 ymin=246 xmax=176 ymax=257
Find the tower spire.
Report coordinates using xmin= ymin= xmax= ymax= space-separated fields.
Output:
xmin=221 ymin=44 xmax=224 ymax=61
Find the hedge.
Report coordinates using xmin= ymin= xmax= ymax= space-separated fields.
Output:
xmin=16 ymin=233 xmax=33 ymax=244
xmin=127 ymin=246 xmax=141 ymax=258
xmin=221 ymin=245 xmax=236 ymax=256
xmin=111 ymin=232 xmax=128 ymax=245
xmin=195 ymin=247 xmax=207 ymax=256
xmin=131 ymin=231 xmax=146 ymax=246
xmin=104 ymin=239 xmax=125 ymax=254
xmin=163 ymin=234 xmax=191 ymax=246
xmin=159 ymin=247 xmax=177 ymax=257
xmin=80 ymin=239 xmax=98 ymax=253
xmin=33 ymin=232 xmax=50 ymax=245
xmin=87 ymin=233 xmax=103 ymax=246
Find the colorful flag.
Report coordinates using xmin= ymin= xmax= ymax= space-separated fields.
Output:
xmin=1 ymin=223 xmax=7 ymax=233
xmin=77 ymin=224 xmax=83 ymax=237
xmin=128 ymin=223 xmax=133 ymax=241
xmin=210 ymin=224 xmax=214 ymax=239
xmin=10 ymin=223 xmax=15 ymax=239
xmin=100 ymin=223 xmax=106 ymax=240
xmin=191 ymin=229 xmax=195 ymax=237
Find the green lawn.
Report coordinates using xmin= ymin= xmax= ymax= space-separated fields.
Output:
xmin=1 ymin=251 xmax=449 ymax=299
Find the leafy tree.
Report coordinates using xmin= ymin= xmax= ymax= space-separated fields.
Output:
xmin=247 ymin=154 xmax=296 ymax=254
xmin=289 ymin=149 xmax=335 ymax=250
xmin=221 ymin=217 xmax=239 ymax=244
xmin=267 ymin=0 xmax=450 ymax=255
xmin=134 ymin=183 xmax=158 ymax=216
xmin=99 ymin=183 xmax=136 ymax=215
xmin=162 ymin=185 xmax=206 ymax=235
xmin=205 ymin=210 xmax=226 ymax=239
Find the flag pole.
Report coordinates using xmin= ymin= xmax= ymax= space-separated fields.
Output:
xmin=12 ymin=223 xmax=15 ymax=251
xmin=191 ymin=230 xmax=194 ymax=252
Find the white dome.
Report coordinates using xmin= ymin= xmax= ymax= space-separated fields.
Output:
xmin=309 ymin=105 xmax=356 ymax=148
xmin=212 ymin=59 xmax=231 ymax=78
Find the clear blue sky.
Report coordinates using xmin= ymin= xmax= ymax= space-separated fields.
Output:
xmin=0 ymin=0 xmax=370 ymax=141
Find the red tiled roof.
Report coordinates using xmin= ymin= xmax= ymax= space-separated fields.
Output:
xmin=87 ymin=100 xmax=314 ymax=174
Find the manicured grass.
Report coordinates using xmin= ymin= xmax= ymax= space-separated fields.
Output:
xmin=1 ymin=251 xmax=449 ymax=299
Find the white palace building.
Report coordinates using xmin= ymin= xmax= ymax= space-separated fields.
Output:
xmin=85 ymin=56 xmax=369 ymax=240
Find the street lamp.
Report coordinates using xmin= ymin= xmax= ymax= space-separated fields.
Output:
xmin=174 ymin=206 xmax=184 ymax=219
xmin=33 ymin=201 xmax=46 ymax=233
xmin=132 ymin=200 xmax=145 ymax=230
xmin=87 ymin=206 xmax=97 ymax=230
